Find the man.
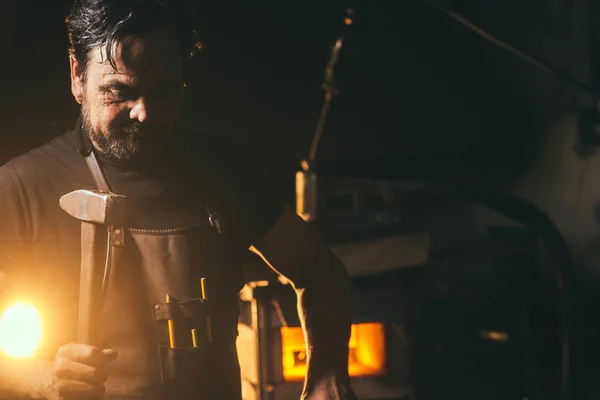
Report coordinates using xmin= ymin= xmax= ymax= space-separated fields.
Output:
xmin=0 ymin=0 xmax=356 ymax=399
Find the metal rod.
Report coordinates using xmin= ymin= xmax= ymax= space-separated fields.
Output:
xmin=308 ymin=92 xmax=334 ymax=164
xmin=308 ymin=6 xmax=358 ymax=165
xmin=418 ymin=0 xmax=598 ymax=100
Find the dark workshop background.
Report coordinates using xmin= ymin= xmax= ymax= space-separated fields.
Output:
xmin=4 ymin=0 xmax=600 ymax=396
xmin=1 ymin=0 xmax=600 ymax=333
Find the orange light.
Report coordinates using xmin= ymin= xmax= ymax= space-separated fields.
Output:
xmin=281 ymin=323 xmax=386 ymax=381
xmin=0 ymin=303 xmax=42 ymax=358
xmin=479 ymin=330 xmax=510 ymax=342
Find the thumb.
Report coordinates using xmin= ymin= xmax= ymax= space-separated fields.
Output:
xmin=101 ymin=348 xmax=119 ymax=362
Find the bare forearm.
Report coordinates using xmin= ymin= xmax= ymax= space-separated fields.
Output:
xmin=249 ymin=206 xmax=356 ymax=397
xmin=0 ymin=356 xmax=52 ymax=399
xmin=297 ymin=261 xmax=352 ymax=390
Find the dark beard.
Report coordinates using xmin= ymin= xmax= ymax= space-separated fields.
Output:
xmin=81 ymin=100 xmax=145 ymax=164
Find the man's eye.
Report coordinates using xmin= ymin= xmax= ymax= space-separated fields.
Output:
xmin=103 ymin=88 xmax=136 ymax=102
xmin=108 ymin=90 xmax=127 ymax=99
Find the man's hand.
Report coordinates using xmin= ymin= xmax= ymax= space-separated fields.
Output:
xmin=45 ymin=343 xmax=118 ymax=399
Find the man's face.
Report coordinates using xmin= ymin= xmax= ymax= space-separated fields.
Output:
xmin=71 ymin=27 xmax=184 ymax=164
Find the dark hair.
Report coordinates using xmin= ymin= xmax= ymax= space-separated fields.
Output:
xmin=66 ymin=0 xmax=202 ymax=76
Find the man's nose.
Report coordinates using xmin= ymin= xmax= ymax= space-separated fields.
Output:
xmin=129 ymin=97 xmax=148 ymax=123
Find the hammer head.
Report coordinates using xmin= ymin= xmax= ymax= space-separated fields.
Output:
xmin=60 ymin=190 xmax=128 ymax=225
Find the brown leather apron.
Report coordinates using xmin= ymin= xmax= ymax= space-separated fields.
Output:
xmin=82 ymin=149 xmax=245 ymax=399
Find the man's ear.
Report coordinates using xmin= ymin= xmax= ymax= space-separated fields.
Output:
xmin=70 ymin=55 xmax=84 ymax=104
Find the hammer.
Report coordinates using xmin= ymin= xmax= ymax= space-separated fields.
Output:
xmin=60 ymin=190 xmax=128 ymax=344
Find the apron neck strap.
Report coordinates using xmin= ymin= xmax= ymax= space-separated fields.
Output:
xmin=85 ymin=150 xmax=112 ymax=192
xmin=77 ymin=123 xmax=112 ymax=192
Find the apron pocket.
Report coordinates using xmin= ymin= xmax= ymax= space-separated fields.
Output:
xmin=158 ymin=343 xmax=242 ymax=399
xmin=158 ymin=343 xmax=241 ymax=400
xmin=158 ymin=345 xmax=215 ymax=399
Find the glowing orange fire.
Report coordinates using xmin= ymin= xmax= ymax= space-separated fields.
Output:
xmin=281 ymin=322 xmax=386 ymax=381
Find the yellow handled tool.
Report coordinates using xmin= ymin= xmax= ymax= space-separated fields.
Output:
xmin=200 ymin=278 xmax=212 ymax=343
xmin=166 ymin=294 xmax=177 ymax=348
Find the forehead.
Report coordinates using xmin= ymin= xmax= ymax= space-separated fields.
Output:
xmin=87 ymin=28 xmax=182 ymax=85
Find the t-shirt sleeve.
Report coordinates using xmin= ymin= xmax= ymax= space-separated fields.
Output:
xmin=0 ymin=164 xmax=32 ymax=278
xmin=204 ymin=142 xmax=287 ymax=246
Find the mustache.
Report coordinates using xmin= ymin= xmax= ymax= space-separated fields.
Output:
xmin=111 ymin=122 xmax=147 ymax=138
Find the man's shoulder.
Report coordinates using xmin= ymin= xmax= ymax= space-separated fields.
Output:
xmin=0 ymin=130 xmax=81 ymax=186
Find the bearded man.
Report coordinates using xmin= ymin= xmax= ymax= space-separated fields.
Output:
xmin=0 ymin=1 xmax=356 ymax=399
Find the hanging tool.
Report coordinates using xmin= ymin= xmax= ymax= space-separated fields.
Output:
xmin=297 ymin=3 xmax=359 ymax=221
xmin=308 ymin=4 xmax=359 ymax=165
